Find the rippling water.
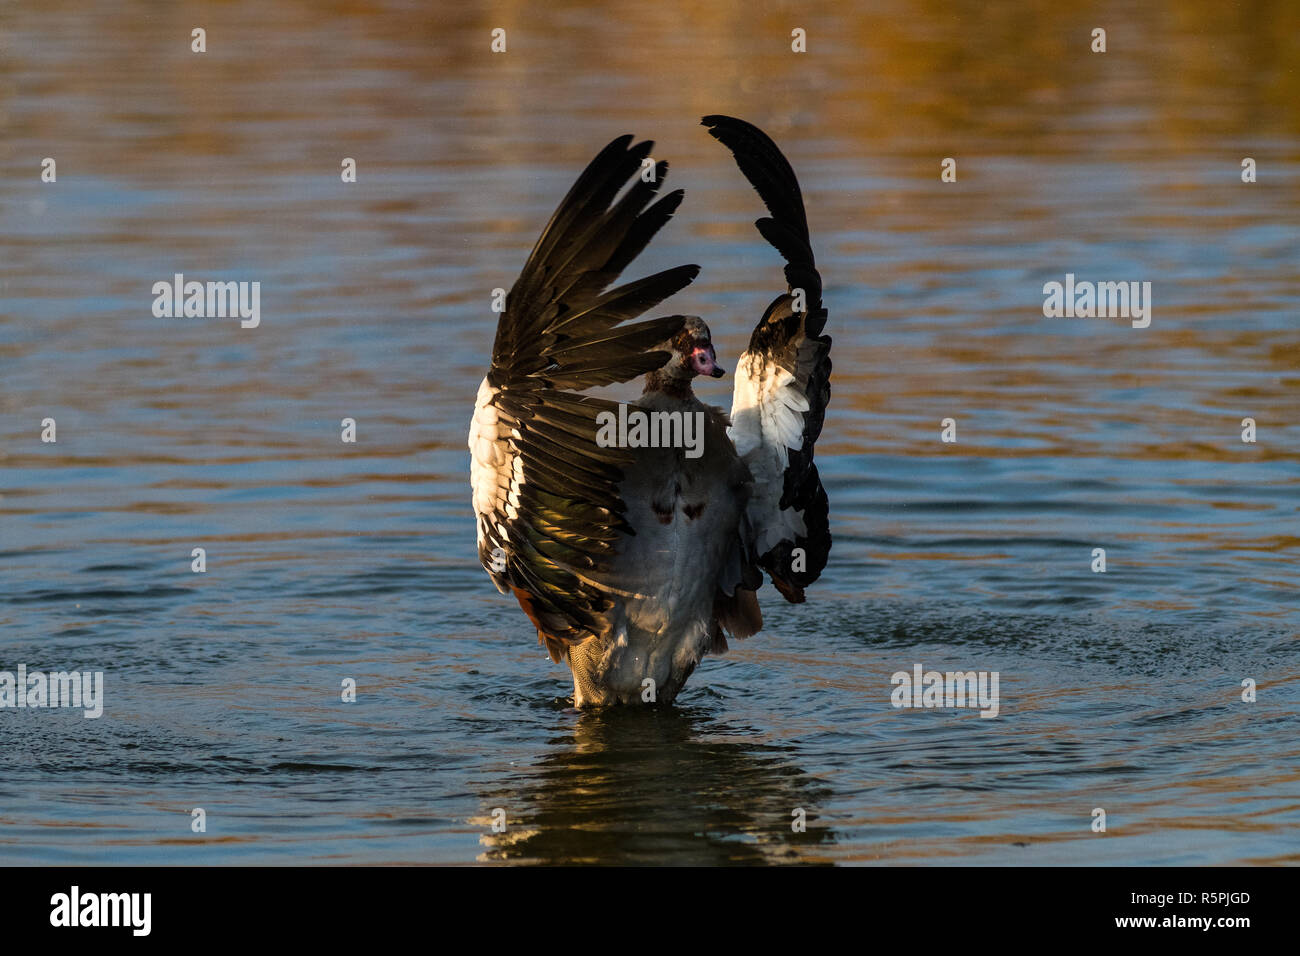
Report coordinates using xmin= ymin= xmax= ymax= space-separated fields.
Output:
xmin=2 ymin=0 xmax=1298 ymax=864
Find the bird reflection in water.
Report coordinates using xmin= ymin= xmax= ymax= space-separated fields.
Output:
xmin=475 ymin=704 xmax=835 ymax=865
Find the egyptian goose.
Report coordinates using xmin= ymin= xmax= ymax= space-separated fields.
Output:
xmin=469 ymin=116 xmax=832 ymax=706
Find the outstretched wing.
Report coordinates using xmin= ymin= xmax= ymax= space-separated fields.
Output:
xmin=470 ymin=134 xmax=698 ymax=654
xmin=703 ymin=115 xmax=832 ymax=603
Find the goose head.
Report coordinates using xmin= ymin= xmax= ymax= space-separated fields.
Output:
xmin=656 ymin=315 xmax=725 ymax=385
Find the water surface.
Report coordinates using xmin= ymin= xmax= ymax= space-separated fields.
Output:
xmin=1 ymin=0 xmax=1298 ymax=864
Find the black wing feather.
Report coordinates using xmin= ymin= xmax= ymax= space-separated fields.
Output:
xmin=472 ymin=135 xmax=697 ymax=651
xmin=704 ymin=115 xmax=832 ymax=602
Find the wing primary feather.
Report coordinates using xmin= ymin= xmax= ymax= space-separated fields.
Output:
xmin=707 ymin=115 xmax=833 ymax=604
xmin=473 ymin=129 xmax=698 ymax=646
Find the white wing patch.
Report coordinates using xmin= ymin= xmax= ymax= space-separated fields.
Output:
xmin=729 ymin=352 xmax=809 ymax=459
xmin=468 ymin=376 xmax=522 ymax=592
xmin=728 ymin=352 xmax=810 ymax=556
